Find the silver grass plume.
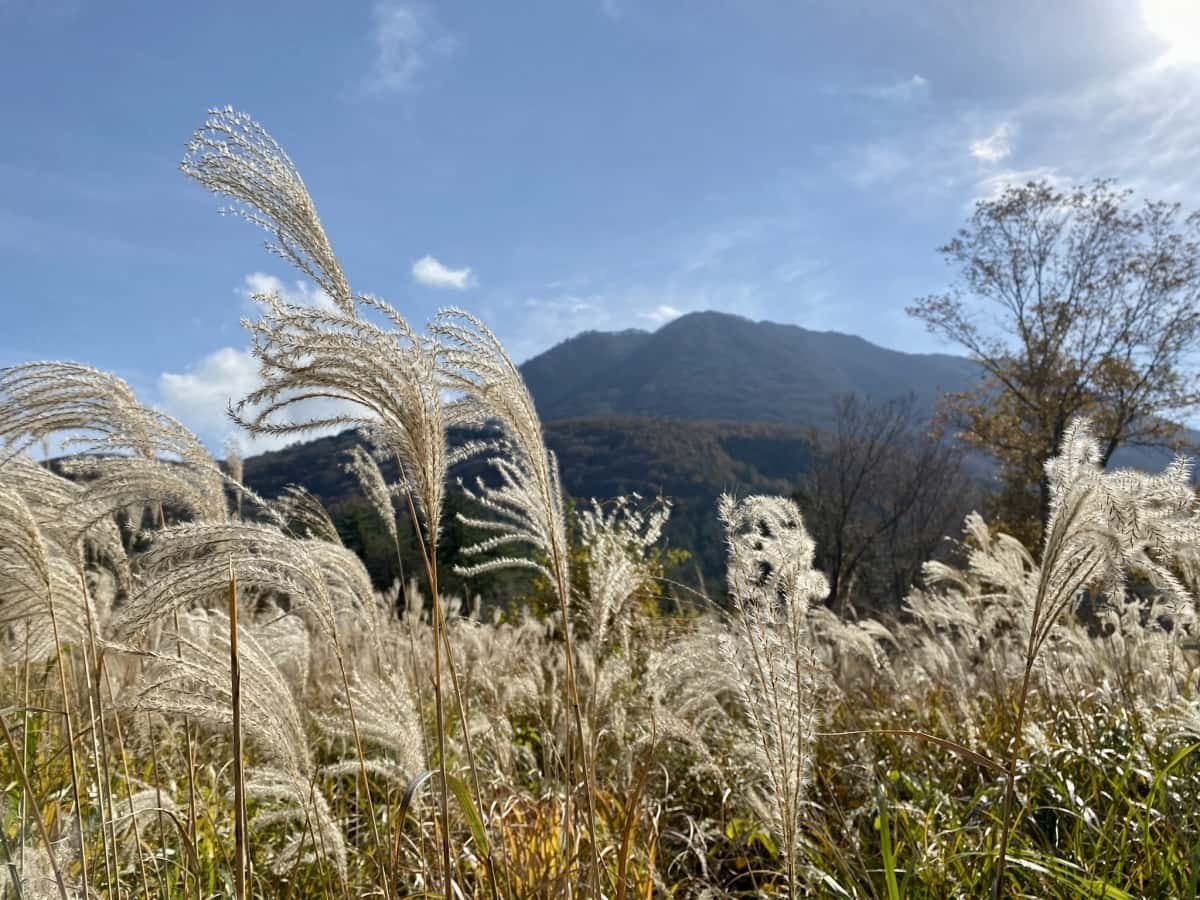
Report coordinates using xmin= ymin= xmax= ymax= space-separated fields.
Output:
xmin=717 ymin=494 xmax=828 ymax=894
xmin=0 ymin=361 xmax=216 ymax=466
xmin=232 ymin=292 xmax=456 ymax=544
xmin=0 ymin=361 xmax=153 ymax=459
xmin=60 ymin=454 xmax=228 ymax=525
xmin=575 ymin=494 xmax=671 ymax=779
xmin=0 ymin=362 xmax=226 ymax=522
xmin=0 ymin=482 xmax=99 ymax=661
xmin=344 ymin=443 xmax=400 ymax=546
xmin=985 ymin=418 xmax=1200 ymax=892
xmin=181 ymin=107 xmax=352 ymax=312
xmin=272 ymin=484 xmax=343 ymax=544
xmin=134 ymin=610 xmax=347 ymax=878
xmin=640 ymin=619 xmax=738 ymax=776
xmin=183 ymin=110 xmax=454 ymax=543
xmin=434 ymin=306 xmax=603 ymax=892
xmin=299 ymin=537 xmax=382 ymax=645
xmin=225 ymin=438 xmax=245 ymax=520
xmin=0 ymin=483 xmax=92 ymax=889
xmin=255 ymin=608 xmax=313 ymax=692
xmin=111 ymin=523 xmax=347 ymax=643
xmin=1039 ymin=419 xmax=1200 ymax=619
xmin=184 ymin=110 xmax=460 ymax=891
xmin=110 ymin=788 xmax=178 ymax=852
xmin=433 ymin=308 xmax=570 ymax=584
xmin=577 ymin=494 xmax=670 ymax=656
xmin=0 ymin=453 xmax=131 ymax=598
xmin=314 ymin=663 xmax=425 ymax=785
xmin=910 ymin=420 xmax=1200 ymax=676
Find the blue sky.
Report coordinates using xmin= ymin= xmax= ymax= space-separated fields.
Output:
xmin=3 ymin=0 xmax=1200 ymax=449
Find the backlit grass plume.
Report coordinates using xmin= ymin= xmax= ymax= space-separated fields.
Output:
xmin=134 ymin=610 xmax=348 ymax=880
xmin=272 ymin=483 xmax=343 ymax=544
xmin=576 ymin=494 xmax=670 ymax=656
xmin=181 ymin=107 xmax=352 ymax=313
xmin=435 ymin=307 xmax=603 ymax=895
xmin=183 ymin=108 xmax=478 ymax=893
xmin=717 ymin=493 xmax=828 ymax=897
xmin=987 ymin=418 xmax=1200 ymax=896
xmin=0 ymin=362 xmax=226 ymax=524
xmin=344 ymin=443 xmax=401 ymax=547
xmin=111 ymin=522 xmax=339 ymax=642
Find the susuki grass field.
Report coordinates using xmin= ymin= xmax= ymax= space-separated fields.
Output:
xmin=1 ymin=109 xmax=1198 ymax=898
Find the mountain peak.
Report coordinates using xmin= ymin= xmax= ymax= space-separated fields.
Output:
xmin=520 ymin=310 xmax=980 ymax=425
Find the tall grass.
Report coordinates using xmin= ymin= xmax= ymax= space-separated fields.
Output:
xmin=0 ymin=109 xmax=1198 ymax=898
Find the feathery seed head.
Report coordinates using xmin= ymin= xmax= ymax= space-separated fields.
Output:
xmin=182 ymin=107 xmax=352 ymax=312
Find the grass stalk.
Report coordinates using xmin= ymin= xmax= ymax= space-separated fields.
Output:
xmin=102 ymin=665 xmax=154 ymax=898
xmin=80 ymin=571 xmax=118 ymax=896
xmin=549 ymin=546 xmax=602 ymax=898
xmin=0 ymin=711 xmax=70 ymax=900
xmin=42 ymin=577 xmax=89 ymax=898
xmin=400 ymin=488 xmax=455 ymax=897
xmin=228 ymin=560 xmax=249 ymax=900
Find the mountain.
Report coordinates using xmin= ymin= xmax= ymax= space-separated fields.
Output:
xmin=241 ymin=417 xmax=821 ymax=596
xmin=521 ymin=310 xmax=981 ymax=426
xmin=238 ymin=310 xmax=1194 ymax=597
xmin=520 ymin=310 xmax=1193 ymax=470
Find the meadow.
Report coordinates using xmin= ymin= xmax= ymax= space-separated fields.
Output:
xmin=1 ymin=108 xmax=1198 ymax=898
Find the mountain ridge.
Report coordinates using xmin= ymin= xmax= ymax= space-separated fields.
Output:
xmin=521 ymin=310 xmax=981 ymax=425
xmin=237 ymin=309 xmax=1193 ymax=593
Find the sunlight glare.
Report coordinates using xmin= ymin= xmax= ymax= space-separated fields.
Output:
xmin=1142 ymin=0 xmax=1200 ymax=62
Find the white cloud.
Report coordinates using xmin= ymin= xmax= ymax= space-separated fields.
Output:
xmin=638 ymin=304 xmax=683 ymax=325
xmin=970 ymin=123 xmax=1014 ymax=163
xmin=362 ymin=1 xmax=455 ymax=94
xmin=601 ymin=0 xmax=622 ymax=19
xmin=973 ymin=165 xmax=1064 ymax=203
xmin=1141 ymin=0 xmax=1200 ymax=64
xmin=411 ymin=254 xmax=474 ymax=290
xmin=158 ymin=345 xmax=367 ymax=453
xmin=837 ymin=57 xmax=1200 ymax=214
xmin=240 ymin=272 xmax=337 ymax=311
xmin=855 ymin=74 xmax=930 ymax=103
xmin=158 ymin=347 xmax=264 ymax=449
xmin=680 ymin=220 xmax=774 ymax=273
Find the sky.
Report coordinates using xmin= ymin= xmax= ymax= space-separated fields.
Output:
xmin=3 ymin=0 xmax=1200 ymax=450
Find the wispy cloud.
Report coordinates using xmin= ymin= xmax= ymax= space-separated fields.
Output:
xmin=638 ymin=304 xmax=682 ymax=324
xmin=600 ymin=0 xmax=622 ymax=20
xmin=361 ymin=1 xmax=455 ymax=94
xmin=680 ymin=220 xmax=774 ymax=273
xmin=853 ymin=74 xmax=930 ymax=103
xmin=240 ymin=271 xmax=336 ymax=311
xmin=158 ymin=342 xmax=368 ymax=453
xmin=840 ymin=142 xmax=912 ymax=189
xmin=157 ymin=273 xmax=366 ymax=451
xmin=969 ymin=123 xmax=1014 ymax=163
xmin=411 ymin=254 xmax=475 ymax=290
xmin=973 ymin=166 xmax=1063 ymax=203
xmin=835 ymin=58 xmax=1200 ymax=212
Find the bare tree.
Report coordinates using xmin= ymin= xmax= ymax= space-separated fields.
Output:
xmin=795 ymin=393 xmax=973 ymax=617
xmin=909 ymin=179 xmax=1200 ymax=542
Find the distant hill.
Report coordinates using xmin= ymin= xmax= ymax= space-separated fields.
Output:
xmin=238 ymin=310 xmax=1197 ymax=596
xmin=241 ymin=417 xmax=821 ymax=595
xmin=522 ymin=310 xmax=1195 ymax=470
xmin=521 ymin=310 xmax=981 ymax=425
